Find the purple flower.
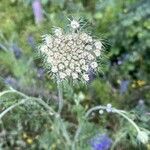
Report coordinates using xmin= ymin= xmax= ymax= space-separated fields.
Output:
xmin=27 ymin=35 xmax=36 ymax=49
xmin=32 ymin=0 xmax=43 ymax=25
xmin=119 ymin=80 xmax=129 ymax=94
xmin=12 ymin=43 xmax=22 ymax=59
xmin=37 ymin=68 xmax=45 ymax=79
xmin=4 ymin=76 xmax=18 ymax=88
xmin=90 ymin=134 xmax=112 ymax=150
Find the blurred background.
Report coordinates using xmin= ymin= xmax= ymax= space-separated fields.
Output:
xmin=0 ymin=0 xmax=150 ymax=149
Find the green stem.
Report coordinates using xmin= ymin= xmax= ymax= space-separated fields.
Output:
xmin=57 ymin=77 xmax=63 ymax=114
xmin=0 ymin=99 xmax=27 ymax=119
xmin=0 ymin=88 xmax=56 ymax=117
xmin=114 ymin=109 xmax=140 ymax=133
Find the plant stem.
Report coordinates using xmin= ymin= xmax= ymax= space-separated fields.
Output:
xmin=0 ymin=88 xmax=56 ymax=117
xmin=0 ymin=99 xmax=27 ymax=119
xmin=57 ymin=76 xmax=63 ymax=114
xmin=114 ymin=109 xmax=140 ymax=133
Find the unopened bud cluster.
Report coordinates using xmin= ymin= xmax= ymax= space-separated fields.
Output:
xmin=39 ymin=20 xmax=103 ymax=81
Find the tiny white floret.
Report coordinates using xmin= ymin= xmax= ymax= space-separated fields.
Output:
xmin=83 ymin=74 xmax=89 ymax=81
xmin=94 ymin=41 xmax=102 ymax=49
xmin=54 ymin=28 xmax=63 ymax=37
xmin=72 ymin=73 xmax=78 ymax=79
xmin=91 ymin=62 xmax=98 ymax=69
xmin=51 ymin=66 xmax=58 ymax=73
xmin=71 ymin=20 xmax=80 ymax=29
xmin=94 ymin=49 xmax=101 ymax=57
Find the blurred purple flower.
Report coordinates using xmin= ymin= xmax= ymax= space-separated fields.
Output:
xmin=4 ymin=76 xmax=17 ymax=87
xmin=12 ymin=43 xmax=22 ymax=59
xmin=27 ymin=35 xmax=36 ymax=49
xmin=37 ymin=68 xmax=45 ymax=79
xmin=90 ymin=134 xmax=112 ymax=150
xmin=119 ymin=80 xmax=129 ymax=94
xmin=32 ymin=0 xmax=43 ymax=25
xmin=117 ymin=60 xmax=122 ymax=65
xmin=88 ymin=68 xmax=96 ymax=82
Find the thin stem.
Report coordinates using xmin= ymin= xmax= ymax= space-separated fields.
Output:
xmin=85 ymin=106 xmax=106 ymax=118
xmin=0 ymin=88 xmax=56 ymax=117
xmin=0 ymin=99 xmax=27 ymax=119
xmin=114 ymin=109 xmax=140 ymax=133
xmin=72 ymin=105 xmax=141 ymax=150
xmin=57 ymin=76 xmax=63 ymax=114
xmin=72 ymin=125 xmax=82 ymax=150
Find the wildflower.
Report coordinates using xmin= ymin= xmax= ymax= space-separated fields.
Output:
xmin=90 ymin=134 xmax=112 ymax=150
xmin=32 ymin=0 xmax=43 ymax=25
xmin=83 ymin=74 xmax=89 ymax=81
xmin=70 ymin=19 xmax=80 ymax=29
xmin=91 ymin=62 xmax=98 ymax=69
xmin=12 ymin=43 xmax=22 ymax=59
xmin=39 ymin=20 xmax=103 ymax=82
xmin=119 ymin=80 xmax=129 ymax=94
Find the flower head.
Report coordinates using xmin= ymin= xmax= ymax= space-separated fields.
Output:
xmin=90 ymin=134 xmax=112 ymax=150
xmin=39 ymin=20 xmax=103 ymax=82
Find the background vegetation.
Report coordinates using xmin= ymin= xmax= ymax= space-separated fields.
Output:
xmin=0 ymin=0 xmax=150 ymax=149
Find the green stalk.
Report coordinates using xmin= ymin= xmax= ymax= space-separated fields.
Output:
xmin=57 ymin=76 xmax=63 ymax=114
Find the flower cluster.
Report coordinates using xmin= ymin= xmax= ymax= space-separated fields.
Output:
xmin=39 ymin=20 xmax=103 ymax=81
xmin=90 ymin=134 xmax=112 ymax=150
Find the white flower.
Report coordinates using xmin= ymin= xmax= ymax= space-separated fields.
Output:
xmin=71 ymin=20 xmax=80 ymax=29
xmin=80 ymin=33 xmax=88 ymax=41
xmin=76 ymin=39 xmax=82 ymax=45
xmin=59 ymin=72 xmax=66 ymax=79
xmin=45 ymin=35 xmax=52 ymax=43
xmin=67 ymin=55 xmax=71 ymax=61
xmin=88 ymin=54 xmax=94 ymax=60
xmin=58 ymin=63 xmax=65 ymax=70
xmin=79 ymin=59 xmax=85 ymax=65
xmin=85 ymin=45 xmax=92 ymax=51
xmin=54 ymin=38 xmax=61 ymax=45
xmin=72 ymin=73 xmax=78 ymax=79
xmin=39 ymin=23 xmax=103 ymax=81
xmin=91 ymin=62 xmax=98 ymax=69
xmin=87 ymin=36 xmax=93 ymax=42
xmin=94 ymin=41 xmax=102 ymax=49
xmin=81 ymin=65 xmax=88 ymax=71
xmin=48 ymin=51 xmax=54 ymax=57
xmin=51 ymin=66 xmax=58 ymax=73
xmin=94 ymin=49 xmax=101 ymax=57
xmin=83 ymin=74 xmax=89 ymax=81
xmin=40 ymin=45 xmax=48 ymax=53
xmin=64 ymin=60 xmax=69 ymax=67
xmin=70 ymin=63 xmax=75 ymax=69
xmin=52 ymin=47 xmax=58 ymax=52
xmin=65 ymin=69 xmax=71 ymax=76
xmin=47 ymin=57 xmax=53 ymax=63
xmin=54 ymin=28 xmax=63 ymax=37
xmin=75 ymin=67 xmax=81 ymax=73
